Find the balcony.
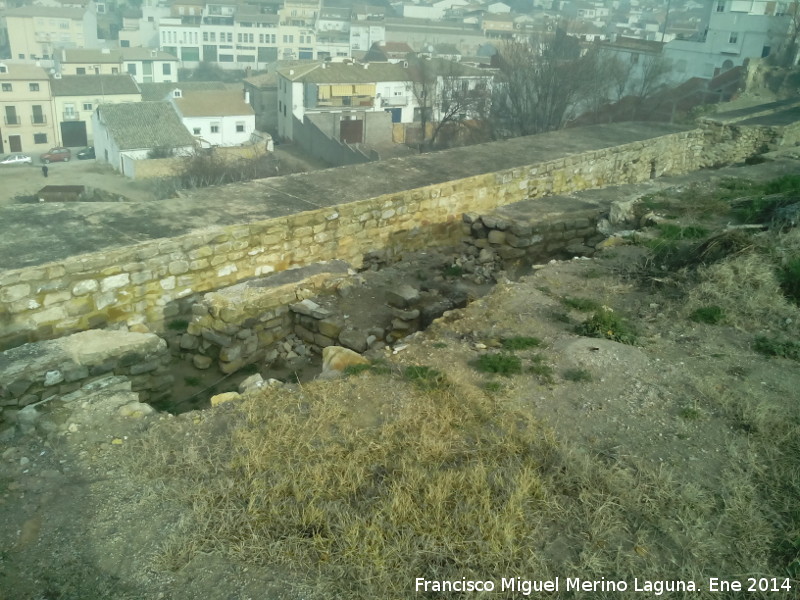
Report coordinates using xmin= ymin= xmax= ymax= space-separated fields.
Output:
xmin=3 ymin=115 xmax=21 ymax=125
xmin=62 ymin=112 xmax=80 ymax=121
xmin=31 ymin=115 xmax=47 ymax=125
xmin=381 ymin=96 xmax=408 ymax=107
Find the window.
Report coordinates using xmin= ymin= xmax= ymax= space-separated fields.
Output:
xmin=238 ymin=33 xmax=243 ymax=42
xmin=128 ymin=63 xmax=137 ymax=75
xmin=18 ymin=54 xmax=25 ymax=60
xmin=34 ymin=133 xmax=48 ymax=144
xmin=29 ymin=83 xmax=40 ymax=91
xmin=193 ymin=127 xmax=201 ymax=135
xmin=77 ymin=67 xmax=86 ymax=75
xmin=716 ymin=1 xmax=725 ymax=11
xmin=227 ymin=33 xmax=233 ymax=42
xmin=210 ymin=123 xmax=220 ymax=133
xmin=210 ymin=32 xmax=216 ymax=42
xmin=83 ymin=102 xmax=92 ymax=110
xmin=59 ymin=21 xmax=69 ymax=29
xmin=236 ymin=122 xmax=245 ymax=132
xmin=729 ymin=32 xmax=738 ymax=44
xmin=112 ymin=67 xmax=118 ymax=74
xmin=120 ymin=40 xmax=130 ymax=47
xmin=1 ymin=83 xmax=11 ymax=92
xmin=203 ymin=32 xmax=209 ymax=41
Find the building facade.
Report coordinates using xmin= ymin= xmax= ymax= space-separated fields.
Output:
xmin=0 ymin=62 xmax=58 ymax=154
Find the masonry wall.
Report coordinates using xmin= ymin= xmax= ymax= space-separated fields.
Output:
xmin=0 ymin=127 xmax=716 ymax=351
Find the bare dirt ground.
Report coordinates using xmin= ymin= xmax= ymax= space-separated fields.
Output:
xmin=0 ymin=160 xmax=159 ymax=206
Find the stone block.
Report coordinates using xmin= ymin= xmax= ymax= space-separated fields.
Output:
xmin=497 ymin=247 xmax=527 ymax=260
xmin=130 ymin=360 xmax=160 ymax=375
xmin=180 ymin=333 xmax=200 ymax=350
xmin=201 ymin=329 xmax=233 ymax=348
xmin=44 ymin=370 xmax=64 ymax=386
xmin=7 ymin=379 xmax=32 ymax=397
xmin=43 ymin=290 xmax=71 ymax=306
xmin=386 ymin=284 xmax=420 ymax=308
xmin=506 ymin=233 xmax=543 ymax=248
xmin=295 ymin=325 xmax=316 ymax=344
xmin=193 ymin=354 xmax=213 ymax=369
xmin=290 ymin=299 xmax=331 ymax=319
xmin=101 ymin=273 xmax=130 ymax=292
xmin=338 ymin=328 xmax=368 ymax=353
xmin=318 ymin=318 xmax=344 ymax=339
xmin=390 ymin=307 xmax=420 ymax=320
xmin=220 ymin=344 xmax=242 ymax=363
xmin=1 ymin=283 xmax=31 ymax=303
xmin=487 ymin=230 xmax=507 ymax=245
xmin=63 ymin=365 xmax=90 ymax=383
xmin=210 ymin=392 xmax=240 ymax=407
xmin=314 ymin=332 xmax=335 ymax=348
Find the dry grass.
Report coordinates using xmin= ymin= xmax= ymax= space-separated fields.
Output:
xmin=134 ymin=366 xmax=800 ymax=599
xmin=685 ymin=250 xmax=800 ymax=334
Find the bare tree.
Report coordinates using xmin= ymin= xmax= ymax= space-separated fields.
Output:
xmin=491 ymin=29 xmax=597 ymax=137
xmin=407 ymin=56 xmax=493 ymax=150
xmin=778 ymin=0 xmax=800 ymax=66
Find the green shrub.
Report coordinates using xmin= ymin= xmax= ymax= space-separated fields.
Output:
xmin=576 ymin=308 xmax=637 ymax=345
xmin=167 ymin=319 xmax=189 ymax=332
xmin=403 ymin=365 xmax=449 ymax=390
xmin=657 ymin=223 xmax=709 ymax=240
xmin=562 ymin=297 xmax=602 ymax=312
xmin=501 ymin=336 xmax=542 ymax=350
xmin=530 ymin=362 xmax=554 ymax=383
xmin=443 ymin=265 xmax=464 ymax=277
xmin=474 ymin=353 xmax=522 ymax=376
xmin=778 ymin=257 xmax=800 ymax=305
xmin=689 ymin=306 xmax=726 ymax=325
xmin=753 ymin=336 xmax=800 ymax=361
xmin=563 ymin=368 xmax=592 ymax=382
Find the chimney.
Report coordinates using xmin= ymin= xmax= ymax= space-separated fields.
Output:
xmin=244 ymin=89 xmax=250 ymax=103
xmin=364 ymin=63 xmax=369 ymax=69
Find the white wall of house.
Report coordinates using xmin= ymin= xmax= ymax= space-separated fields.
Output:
xmin=182 ymin=114 xmax=255 ymax=146
xmin=92 ymin=110 xmax=122 ymax=170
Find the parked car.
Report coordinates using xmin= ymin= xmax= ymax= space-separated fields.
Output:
xmin=0 ymin=153 xmax=32 ymax=166
xmin=40 ymin=147 xmax=71 ymax=163
xmin=76 ymin=146 xmax=95 ymax=160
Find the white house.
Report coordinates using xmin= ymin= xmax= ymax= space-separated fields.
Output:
xmin=169 ymin=88 xmax=256 ymax=147
xmin=664 ymin=0 xmax=793 ymax=82
xmin=92 ymin=101 xmax=196 ymax=176
xmin=277 ymin=59 xmax=493 ymax=142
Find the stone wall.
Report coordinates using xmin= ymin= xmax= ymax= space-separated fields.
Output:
xmin=463 ymin=196 xmax=607 ymax=263
xmin=0 ymin=126 xmax=725 ymax=352
xmin=0 ymin=330 xmax=173 ymax=418
xmin=180 ymin=261 xmax=351 ymax=373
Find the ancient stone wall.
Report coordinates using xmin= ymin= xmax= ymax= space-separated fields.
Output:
xmin=0 ymin=126 xmax=733 ymax=352
xmin=0 ymin=330 xmax=173 ymax=417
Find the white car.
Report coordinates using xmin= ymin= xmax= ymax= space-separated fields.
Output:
xmin=0 ymin=153 xmax=32 ymax=166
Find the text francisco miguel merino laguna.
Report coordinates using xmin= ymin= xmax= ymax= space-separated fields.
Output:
xmin=415 ymin=577 xmax=701 ymax=595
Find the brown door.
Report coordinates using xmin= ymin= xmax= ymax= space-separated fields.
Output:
xmin=339 ymin=119 xmax=363 ymax=144
xmin=9 ymin=135 xmax=22 ymax=152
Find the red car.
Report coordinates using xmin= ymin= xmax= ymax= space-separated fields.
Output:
xmin=40 ymin=147 xmax=71 ymax=163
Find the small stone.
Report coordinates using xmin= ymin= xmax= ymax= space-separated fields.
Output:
xmin=210 ymin=392 xmax=241 ymax=407
xmin=111 ymin=438 xmax=124 ymax=445
xmin=193 ymin=355 xmax=213 ymax=370
xmin=321 ymin=346 xmax=369 ymax=374
xmin=238 ymin=373 xmax=265 ymax=393
xmin=44 ymin=370 xmax=64 ymax=386
xmin=68 ymin=423 xmax=79 ymax=433
xmin=20 ymin=457 xmax=30 ymax=466
xmin=180 ymin=334 xmax=199 ymax=350
xmin=118 ymin=402 xmax=155 ymax=418
xmin=478 ymin=248 xmax=496 ymax=263
xmin=386 ymin=284 xmax=420 ymax=308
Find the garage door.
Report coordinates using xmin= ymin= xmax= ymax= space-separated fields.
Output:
xmin=61 ymin=121 xmax=88 ymax=147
